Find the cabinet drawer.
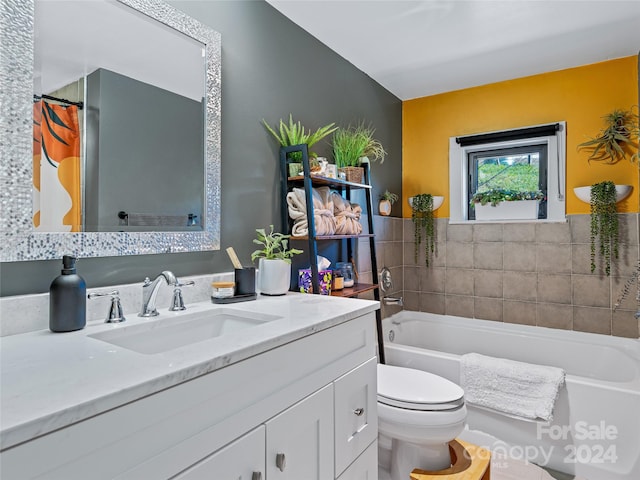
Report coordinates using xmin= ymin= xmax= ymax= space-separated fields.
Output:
xmin=334 ymin=358 xmax=378 ymax=476
xmin=337 ymin=440 xmax=377 ymax=480
xmin=173 ymin=426 xmax=265 ymax=480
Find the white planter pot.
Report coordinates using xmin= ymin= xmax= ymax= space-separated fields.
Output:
xmin=573 ymin=185 xmax=632 ymax=204
xmin=474 ymin=200 xmax=538 ymax=221
xmin=258 ymin=258 xmax=291 ymax=296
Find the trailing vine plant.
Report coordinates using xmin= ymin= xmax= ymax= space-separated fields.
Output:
xmin=411 ymin=193 xmax=436 ymax=267
xmin=613 ymin=260 xmax=640 ymax=311
xmin=589 ymin=181 xmax=619 ymax=276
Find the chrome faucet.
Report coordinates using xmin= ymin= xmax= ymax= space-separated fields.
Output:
xmin=139 ymin=271 xmax=177 ymax=317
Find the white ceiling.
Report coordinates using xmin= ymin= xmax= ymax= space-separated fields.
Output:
xmin=35 ymin=0 xmax=204 ymax=101
xmin=267 ymin=0 xmax=640 ymax=100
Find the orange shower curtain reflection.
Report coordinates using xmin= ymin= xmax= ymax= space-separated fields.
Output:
xmin=33 ymin=100 xmax=81 ymax=232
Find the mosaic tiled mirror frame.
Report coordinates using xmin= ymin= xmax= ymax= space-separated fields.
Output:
xmin=0 ymin=0 xmax=221 ymax=261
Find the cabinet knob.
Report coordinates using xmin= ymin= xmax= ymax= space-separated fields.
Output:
xmin=354 ymin=407 xmax=365 ymax=416
xmin=251 ymin=472 xmax=262 ymax=480
xmin=275 ymin=452 xmax=286 ymax=471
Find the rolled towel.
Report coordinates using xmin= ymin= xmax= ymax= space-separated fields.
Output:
xmin=332 ymin=192 xmax=363 ymax=235
xmin=460 ymin=352 xmax=565 ymax=422
xmin=286 ymin=187 xmax=336 ymax=236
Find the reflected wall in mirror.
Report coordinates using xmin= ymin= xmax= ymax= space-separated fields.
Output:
xmin=0 ymin=0 xmax=221 ymax=261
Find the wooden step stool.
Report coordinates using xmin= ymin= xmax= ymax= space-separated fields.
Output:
xmin=410 ymin=439 xmax=491 ymax=480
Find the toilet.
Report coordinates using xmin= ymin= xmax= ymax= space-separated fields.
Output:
xmin=378 ymin=364 xmax=467 ymax=480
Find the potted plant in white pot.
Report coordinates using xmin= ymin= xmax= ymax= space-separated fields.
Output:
xmin=470 ymin=189 xmax=544 ymax=221
xmin=251 ymin=225 xmax=303 ymax=295
xmin=332 ymin=122 xmax=385 ymax=183
xmin=410 ymin=193 xmax=437 ymax=267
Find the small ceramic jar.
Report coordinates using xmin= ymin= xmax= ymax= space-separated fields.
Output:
xmin=211 ymin=281 xmax=235 ymax=298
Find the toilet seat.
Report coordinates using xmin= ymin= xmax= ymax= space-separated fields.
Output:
xmin=378 ymin=364 xmax=464 ymax=411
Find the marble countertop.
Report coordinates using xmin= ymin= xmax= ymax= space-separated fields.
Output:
xmin=0 ymin=293 xmax=379 ymax=450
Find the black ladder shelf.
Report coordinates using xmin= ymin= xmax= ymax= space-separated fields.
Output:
xmin=279 ymin=144 xmax=385 ymax=363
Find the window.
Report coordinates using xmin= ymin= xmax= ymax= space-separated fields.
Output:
xmin=468 ymin=144 xmax=548 ymax=220
xmin=449 ymin=122 xmax=566 ymax=223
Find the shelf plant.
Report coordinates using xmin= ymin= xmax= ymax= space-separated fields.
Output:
xmin=411 ymin=193 xmax=436 ymax=267
xmin=262 ymin=114 xmax=337 ymax=161
xmin=332 ymin=122 xmax=386 ymax=168
xmin=251 ymin=225 xmax=303 ymax=295
xmin=577 ymin=107 xmax=639 ymax=165
xmin=589 ymin=181 xmax=619 ymax=276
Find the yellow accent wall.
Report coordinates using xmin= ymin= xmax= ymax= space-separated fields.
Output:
xmin=402 ymin=56 xmax=639 ymax=217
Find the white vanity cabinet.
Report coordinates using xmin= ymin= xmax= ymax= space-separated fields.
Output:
xmin=174 ymin=426 xmax=265 ymax=480
xmin=0 ymin=311 xmax=378 ymax=480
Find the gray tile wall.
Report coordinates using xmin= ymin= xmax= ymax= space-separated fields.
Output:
xmin=371 ymin=214 xmax=639 ymax=338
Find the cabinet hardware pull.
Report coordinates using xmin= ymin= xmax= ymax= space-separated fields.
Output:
xmin=354 ymin=407 xmax=364 ymax=416
xmin=276 ymin=453 xmax=286 ymax=471
xmin=251 ymin=472 xmax=262 ymax=480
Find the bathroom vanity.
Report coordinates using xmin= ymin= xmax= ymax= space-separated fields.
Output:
xmin=0 ymin=294 xmax=379 ymax=479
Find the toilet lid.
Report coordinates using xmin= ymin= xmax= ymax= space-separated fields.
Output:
xmin=377 ymin=364 xmax=464 ymax=411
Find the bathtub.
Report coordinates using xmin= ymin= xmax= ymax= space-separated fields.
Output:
xmin=382 ymin=311 xmax=640 ymax=480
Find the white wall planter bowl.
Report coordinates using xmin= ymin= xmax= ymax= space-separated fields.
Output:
xmin=408 ymin=196 xmax=444 ymax=210
xmin=474 ymin=200 xmax=538 ymax=221
xmin=573 ymin=185 xmax=632 ymax=204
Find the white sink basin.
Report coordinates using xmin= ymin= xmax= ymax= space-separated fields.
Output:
xmin=88 ymin=308 xmax=280 ymax=354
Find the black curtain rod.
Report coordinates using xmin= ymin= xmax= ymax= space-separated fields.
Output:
xmin=34 ymin=94 xmax=83 ymax=110
xmin=456 ymin=123 xmax=560 ymax=147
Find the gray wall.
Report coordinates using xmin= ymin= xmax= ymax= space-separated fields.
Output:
xmin=0 ymin=0 xmax=402 ymax=296
xmin=86 ymin=68 xmax=204 ymax=231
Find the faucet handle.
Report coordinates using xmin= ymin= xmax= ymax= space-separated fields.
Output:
xmin=169 ymin=281 xmax=194 ymax=311
xmin=88 ymin=290 xmax=126 ymax=323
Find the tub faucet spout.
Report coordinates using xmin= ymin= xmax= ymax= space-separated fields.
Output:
xmin=383 ymin=296 xmax=404 ymax=307
xmin=139 ymin=271 xmax=177 ymax=317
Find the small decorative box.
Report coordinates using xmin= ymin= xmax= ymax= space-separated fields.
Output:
xmin=298 ymin=269 xmax=333 ymax=295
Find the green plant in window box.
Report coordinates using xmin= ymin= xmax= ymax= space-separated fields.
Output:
xmin=262 ymin=114 xmax=338 ymax=162
xmin=469 ymin=189 xmax=545 ymax=207
xmin=577 ymin=107 xmax=639 ymax=165
xmin=411 ymin=193 xmax=436 ymax=267
xmin=589 ymin=181 xmax=619 ymax=276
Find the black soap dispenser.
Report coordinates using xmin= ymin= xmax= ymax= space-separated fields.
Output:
xmin=49 ymin=255 xmax=87 ymax=332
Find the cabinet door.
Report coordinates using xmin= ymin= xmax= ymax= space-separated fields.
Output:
xmin=266 ymin=384 xmax=334 ymax=480
xmin=172 ymin=426 xmax=265 ymax=480
xmin=337 ymin=441 xmax=378 ymax=480
xmin=334 ymin=358 xmax=378 ymax=476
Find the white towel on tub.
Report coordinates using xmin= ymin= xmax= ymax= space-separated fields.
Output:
xmin=460 ymin=353 xmax=565 ymax=422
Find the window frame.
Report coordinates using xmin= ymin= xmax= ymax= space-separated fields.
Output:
xmin=449 ymin=122 xmax=566 ymax=223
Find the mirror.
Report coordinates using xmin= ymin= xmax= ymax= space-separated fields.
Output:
xmin=0 ymin=0 xmax=221 ymax=261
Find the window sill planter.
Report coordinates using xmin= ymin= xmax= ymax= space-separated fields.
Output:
xmin=474 ymin=200 xmax=538 ymax=221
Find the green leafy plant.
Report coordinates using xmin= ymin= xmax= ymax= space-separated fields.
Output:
xmin=332 ymin=122 xmax=386 ymax=168
xmin=262 ymin=115 xmax=337 ymax=161
xmin=470 ymin=189 xmax=545 ymax=207
xmin=379 ymin=190 xmax=399 ymax=204
xmin=411 ymin=193 xmax=436 ymax=267
xmin=251 ymin=225 xmax=303 ymax=264
xmin=589 ymin=181 xmax=619 ymax=276
xmin=578 ymin=107 xmax=639 ymax=165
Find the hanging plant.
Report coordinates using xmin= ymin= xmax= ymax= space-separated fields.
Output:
xmin=411 ymin=193 xmax=436 ymax=267
xmin=589 ymin=181 xmax=619 ymax=276
xmin=577 ymin=107 xmax=639 ymax=165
